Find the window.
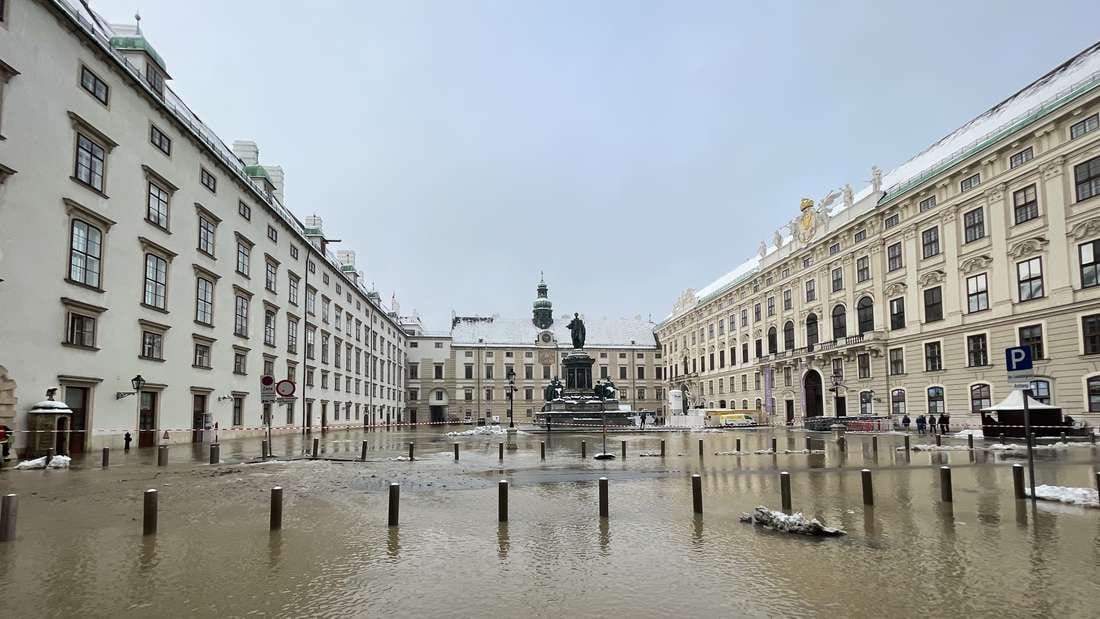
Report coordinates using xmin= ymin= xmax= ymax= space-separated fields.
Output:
xmin=195 ymin=277 xmax=214 ymax=324
xmin=860 ymin=391 xmax=873 ymax=415
xmin=831 ymin=358 xmax=843 ymax=380
xmin=434 ymin=364 xmax=444 ymax=380
xmin=963 ymin=208 xmax=985 ymax=242
xmin=891 ymin=389 xmax=906 ymax=415
xmin=831 ymin=305 xmax=846 ymax=339
xmin=1019 ymin=324 xmax=1043 ymax=359
xmin=232 ymin=396 xmax=244 ymax=426
xmin=290 ymin=245 xmax=299 ymax=260
xmin=68 ymin=219 xmax=102 ymax=288
xmin=238 ymin=201 xmax=251 ymax=220
xmin=74 ymin=132 xmax=106 ymax=191
xmin=927 ymin=387 xmax=945 ymax=415
xmin=1016 ymin=257 xmax=1043 ymax=301
xmin=1028 ymin=379 xmax=1051 ymax=404
xmin=484 ymin=388 xmax=493 ymax=401
xmin=305 ymin=328 xmax=315 ymax=359
xmin=960 ymin=173 xmax=980 ymax=192
xmin=146 ymin=181 xmax=170 ymax=229
xmin=969 ymin=384 xmax=991 ymax=413
xmin=754 ymin=303 xmax=761 ymax=321
xmin=236 ymin=240 xmax=251 ymax=276
xmin=805 ymin=314 xmax=818 ymax=348
xmin=767 ymin=327 xmax=777 ymax=354
xmin=1070 ymin=113 xmax=1098 ymax=140
xmin=1090 ymin=377 xmax=1100 ymax=412
xmin=150 ymin=124 xmax=171 ymax=155
xmin=1082 ymin=240 xmax=1100 ymax=288
xmin=923 ymin=286 xmax=943 ymax=322
xmin=145 ymin=64 xmax=164 ymax=95
xmin=889 ymin=297 xmax=905 ymax=330
xmin=853 ymin=229 xmax=866 ymax=243
xmin=143 ymin=254 xmax=168 ymax=309
xmin=1074 ymin=156 xmax=1100 ymax=202
xmin=321 ymin=334 xmax=329 ymax=363
xmin=783 ymin=289 xmax=792 ymax=310
xmin=287 ymin=317 xmax=298 ymax=353
xmin=857 ymin=353 xmax=870 ymax=379
xmin=829 ymin=243 xmax=840 ymax=256
xmin=884 ymin=214 xmax=899 ymax=229
xmin=857 ymin=297 xmax=874 ymax=334
xmin=485 ymin=365 xmax=494 ymax=380
xmin=802 ymin=257 xmax=813 ymax=268
xmin=831 ymin=267 xmax=843 ymax=292
xmin=619 ymin=366 xmax=628 ymax=380
xmin=200 ymin=167 xmax=216 ymax=193
xmin=1012 ymin=185 xmax=1039 ymax=224
xmin=966 ymin=274 xmax=989 ymax=312
xmin=856 ymin=256 xmax=870 ymax=282
xmin=409 ymin=364 xmax=419 ymax=379
xmin=805 ymin=279 xmax=816 ymax=302
xmin=141 ymin=331 xmax=163 ymax=360
xmin=921 ymin=227 xmax=939 ymax=258
xmin=783 ymin=321 xmax=795 ymax=350
xmin=924 ymin=342 xmax=942 ymax=372
xmin=267 ymin=225 xmax=278 ymax=243
xmin=1009 ymin=147 xmax=1033 ymax=169
xmin=919 ymin=195 xmax=936 ymax=211
xmin=264 ymin=309 xmax=276 ymax=346
xmin=80 ymin=66 xmax=109 ymax=104
xmin=740 ymin=309 xmax=747 ymax=327
xmin=888 ymin=347 xmax=904 ymax=375
xmin=767 ymin=296 xmax=775 ymax=317
xmin=234 ymin=295 xmax=249 ymax=337
xmin=887 ymin=243 xmax=903 ymax=271
xmin=66 ymin=313 xmax=96 ymax=348
xmin=967 ymin=334 xmax=988 ymax=367
xmin=194 ymin=342 xmax=211 ymax=369
xmin=198 ymin=216 xmax=216 ymax=256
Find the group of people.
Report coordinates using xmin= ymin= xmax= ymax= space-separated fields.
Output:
xmin=900 ymin=413 xmax=950 ymax=434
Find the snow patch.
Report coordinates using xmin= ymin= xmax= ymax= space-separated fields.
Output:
xmin=445 ymin=425 xmax=510 ymax=437
xmin=954 ymin=429 xmax=984 ymax=439
xmin=14 ymin=455 xmax=72 ymax=470
xmin=739 ymin=506 xmax=845 ymax=536
xmin=1027 ymin=484 xmax=1099 ymax=508
xmin=900 ymin=444 xmax=973 ymax=452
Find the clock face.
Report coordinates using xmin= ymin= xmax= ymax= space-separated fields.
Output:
xmin=541 ymin=332 xmax=552 ymax=343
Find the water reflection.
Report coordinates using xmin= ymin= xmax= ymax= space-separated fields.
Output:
xmin=497 ymin=523 xmax=509 ymax=560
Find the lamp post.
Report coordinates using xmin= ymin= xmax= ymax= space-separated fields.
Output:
xmin=505 ymin=367 xmax=516 ymax=428
xmin=131 ymin=374 xmax=146 ymax=447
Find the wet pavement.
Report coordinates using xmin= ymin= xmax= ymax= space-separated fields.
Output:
xmin=1 ymin=426 xmax=1098 ymax=617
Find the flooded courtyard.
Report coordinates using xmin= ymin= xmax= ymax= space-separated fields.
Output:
xmin=1 ymin=427 xmax=1099 ymax=617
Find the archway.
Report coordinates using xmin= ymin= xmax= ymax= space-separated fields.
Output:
xmin=803 ymin=370 xmax=824 ymax=418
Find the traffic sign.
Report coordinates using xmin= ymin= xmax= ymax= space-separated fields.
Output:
xmin=275 ymin=379 xmax=296 ymax=398
xmin=260 ymin=374 xmax=276 ymax=402
xmin=276 ymin=397 xmax=297 ymax=404
xmin=1005 ymin=346 xmax=1034 ymax=388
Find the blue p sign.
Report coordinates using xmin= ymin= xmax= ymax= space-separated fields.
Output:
xmin=1005 ymin=346 xmax=1033 ymax=372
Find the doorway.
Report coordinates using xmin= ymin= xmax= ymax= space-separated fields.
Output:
xmin=64 ymin=386 xmax=89 ymax=454
xmin=834 ymin=395 xmax=847 ymax=417
xmin=430 ymin=405 xmax=445 ymax=423
xmin=785 ymin=399 xmax=794 ymax=425
xmin=306 ymin=401 xmax=313 ymax=434
xmin=803 ymin=371 xmax=823 ymax=418
xmin=192 ymin=394 xmax=208 ymax=443
xmin=139 ymin=391 xmax=158 ymax=448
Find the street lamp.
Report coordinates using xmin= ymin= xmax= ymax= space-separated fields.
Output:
xmin=506 ymin=367 xmax=516 ymax=428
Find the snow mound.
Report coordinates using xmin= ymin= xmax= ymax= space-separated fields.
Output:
xmin=715 ymin=451 xmax=750 ymax=456
xmin=15 ymin=455 xmax=72 ymax=470
xmin=988 ymin=442 xmax=1085 ymax=451
xmin=739 ymin=506 xmax=845 ymax=536
xmin=445 ymin=425 xmax=509 ymax=437
xmin=388 ymin=455 xmax=412 ymax=462
xmin=783 ymin=449 xmax=825 ymax=455
xmin=954 ymin=429 xmax=984 ymax=438
xmin=1027 ymin=484 xmax=1099 ymax=508
xmin=637 ymin=452 xmax=662 ymax=457
xmin=901 ymin=444 xmax=972 ymax=452
xmin=691 ymin=428 xmax=724 ymax=433
xmin=753 ymin=449 xmax=775 ymax=455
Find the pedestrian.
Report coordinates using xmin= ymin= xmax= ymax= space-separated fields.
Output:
xmin=124 ymin=431 xmax=132 ymax=452
xmin=940 ymin=412 xmax=950 ymax=434
xmin=915 ymin=414 xmax=927 ymax=434
xmin=901 ymin=414 xmax=911 ymax=432
xmin=929 ymin=413 xmax=940 ymax=435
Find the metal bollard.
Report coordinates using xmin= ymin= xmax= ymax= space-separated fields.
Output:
xmin=968 ymin=434 xmax=974 ymax=450
xmin=940 ymin=466 xmax=953 ymax=503
xmin=736 ymin=438 xmax=741 ymax=452
xmin=691 ymin=474 xmax=702 ymax=514
xmin=157 ymin=446 xmax=168 ymax=467
xmin=143 ymin=489 xmax=158 ymax=536
xmin=388 ymin=482 xmax=400 ymax=527
xmin=837 ymin=436 xmax=846 ymax=452
xmin=261 ymin=440 xmax=269 ymax=459
xmin=904 ymin=435 xmax=910 ymax=452
xmin=999 ymin=433 xmax=1005 ymax=444
xmin=621 ymin=440 xmax=626 ymax=459
xmin=780 ymin=472 xmax=792 ymax=512
xmin=581 ymin=441 xmax=587 ymax=459
xmin=1013 ymin=464 xmax=1025 ymax=499
xmin=699 ymin=439 xmax=704 ymax=458
xmin=1091 ymin=433 xmax=1096 ymax=445
xmin=1060 ymin=432 xmax=1067 ymax=444
xmin=408 ymin=442 xmax=414 ymax=461
xmin=102 ymin=447 xmax=110 ymax=468
xmin=46 ymin=448 xmax=54 ymax=467
xmin=498 ymin=442 xmax=504 ymax=460
xmin=598 ymin=477 xmax=609 ymax=518
xmin=361 ymin=440 xmax=368 ymax=462
xmin=771 ymin=437 xmax=777 ymax=453
xmin=454 ymin=443 xmax=460 ymax=461
xmin=660 ymin=439 xmax=666 ymax=457
xmin=872 ymin=436 xmax=878 ymax=454
xmin=270 ymin=486 xmax=283 ymax=531
xmin=805 ymin=437 xmax=812 ymax=451
xmin=935 ymin=434 xmax=941 ymax=447
xmin=498 ymin=480 xmax=508 ymax=522
xmin=210 ymin=443 xmax=220 ymax=464
xmin=312 ymin=438 xmax=319 ymax=459
xmin=0 ymin=494 xmax=17 ymax=542
xmin=540 ymin=441 xmax=545 ymax=460
xmin=861 ymin=469 xmax=873 ymax=506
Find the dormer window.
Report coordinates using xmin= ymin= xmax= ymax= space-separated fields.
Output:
xmin=145 ymin=64 xmax=164 ymax=96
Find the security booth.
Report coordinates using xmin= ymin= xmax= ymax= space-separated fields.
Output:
xmin=25 ymin=389 xmax=73 ymax=458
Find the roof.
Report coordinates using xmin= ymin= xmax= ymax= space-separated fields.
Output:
xmin=450 ymin=316 xmax=658 ymax=348
xmin=669 ymin=41 xmax=1100 ymax=323
xmin=981 ymin=389 xmax=1061 ymax=413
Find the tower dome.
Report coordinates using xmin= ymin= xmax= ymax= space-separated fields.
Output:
xmin=532 ymin=274 xmax=553 ymax=329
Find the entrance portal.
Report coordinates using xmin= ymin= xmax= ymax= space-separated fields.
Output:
xmin=192 ymin=394 xmax=208 ymax=443
xmin=785 ymin=399 xmax=794 ymax=425
xmin=835 ymin=395 xmax=847 ymax=417
xmin=64 ymin=386 xmax=89 ymax=454
xmin=430 ymin=405 xmax=445 ymax=423
xmin=803 ymin=371 xmax=824 ymax=418
xmin=138 ymin=391 xmax=157 ymax=448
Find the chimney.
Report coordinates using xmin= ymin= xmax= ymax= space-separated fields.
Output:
xmin=232 ymin=140 xmax=259 ymax=165
xmin=263 ymin=165 xmax=284 ymax=203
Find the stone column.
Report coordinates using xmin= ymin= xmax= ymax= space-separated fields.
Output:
xmin=986 ymin=182 xmax=1013 ymax=317
xmin=1040 ymin=156 xmax=1072 ymax=305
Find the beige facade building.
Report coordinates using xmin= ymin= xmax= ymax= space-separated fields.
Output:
xmin=656 ymin=42 xmax=1100 ymax=427
xmin=405 ymin=279 xmax=664 ymax=424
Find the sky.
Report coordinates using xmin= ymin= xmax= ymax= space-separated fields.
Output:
xmin=94 ymin=0 xmax=1100 ymax=331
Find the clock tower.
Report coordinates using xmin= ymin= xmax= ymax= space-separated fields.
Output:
xmin=532 ymin=274 xmax=553 ymax=330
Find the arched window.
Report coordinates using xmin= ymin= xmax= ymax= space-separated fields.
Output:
xmin=832 ymin=304 xmax=847 ymax=340
xmin=754 ymin=398 xmax=762 ymax=411
xmin=891 ymin=389 xmax=906 ymax=415
xmin=859 ymin=391 xmax=873 ymax=415
xmin=927 ymin=387 xmax=945 ymax=415
xmin=1088 ymin=376 xmax=1100 ymax=412
xmin=742 ymin=399 xmax=749 ymax=409
xmin=969 ymin=384 xmax=991 ymax=413
xmin=857 ymin=297 xmax=874 ymax=334
xmin=783 ymin=321 xmax=795 ymax=350
xmin=1029 ymin=379 xmax=1051 ymax=404
xmin=805 ymin=313 xmax=819 ymax=348
xmin=767 ymin=327 xmax=777 ymax=354
xmin=719 ymin=399 xmax=727 ymax=408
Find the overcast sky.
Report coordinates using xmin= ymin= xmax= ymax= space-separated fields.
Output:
xmin=96 ymin=0 xmax=1098 ymax=330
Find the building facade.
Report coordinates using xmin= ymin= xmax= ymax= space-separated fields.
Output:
xmin=405 ymin=279 xmax=665 ymax=424
xmin=0 ymin=0 xmax=406 ymax=455
xmin=656 ymin=42 xmax=1100 ymax=426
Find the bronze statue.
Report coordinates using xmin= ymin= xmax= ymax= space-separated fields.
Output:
xmin=566 ymin=312 xmax=586 ymax=349
xmin=544 ymin=376 xmax=564 ymax=401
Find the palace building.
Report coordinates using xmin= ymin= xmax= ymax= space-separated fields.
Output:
xmin=655 ymin=42 xmax=1100 ymax=426
xmin=404 ymin=278 xmax=664 ymax=424
xmin=0 ymin=0 xmax=407 ymax=456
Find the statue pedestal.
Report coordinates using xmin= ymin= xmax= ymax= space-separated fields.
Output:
xmin=562 ymin=351 xmax=594 ymax=392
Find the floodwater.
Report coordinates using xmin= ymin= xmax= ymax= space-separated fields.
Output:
xmin=1 ymin=427 xmax=1098 ymax=617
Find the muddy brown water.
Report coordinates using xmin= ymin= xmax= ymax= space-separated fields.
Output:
xmin=1 ymin=427 xmax=1098 ymax=617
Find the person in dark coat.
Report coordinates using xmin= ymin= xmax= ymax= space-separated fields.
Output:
xmin=927 ymin=413 xmax=938 ymax=435
xmin=915 ymin=414 xmax=927 ymax=434
xmin=939 ymin=412 xmax=950 ymax=434
xmin=901 ymin=414 xmax=911 ymax=432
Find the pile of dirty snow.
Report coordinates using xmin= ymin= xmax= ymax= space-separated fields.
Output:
xmin=902 ymin=444 xmax=972 ymax=452
xmin=445 ymin=425 xmax=509 ymax=437
xmin=14 ymin=455 xmax=72 ymax=470
xmin=1026 ymin=485 xmax=1099 ymax=508
xmin=989 ymin=442 xmax=1079 ymax=451
xmin=739 ymin=506 xmax=845 ymax=536
xmin=954 ymin=429 xmax=984 ymax=439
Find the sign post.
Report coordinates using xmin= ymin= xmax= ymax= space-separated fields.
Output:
xmin=260 ymin=375 xmax=276 ymax=457
xmin=1005 ymin=346 xmax=1036 ymax=502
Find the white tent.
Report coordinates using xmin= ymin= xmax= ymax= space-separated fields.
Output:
xmin=980 ymin=388 xmax=1061 ymax=413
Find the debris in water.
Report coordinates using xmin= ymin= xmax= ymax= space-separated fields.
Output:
xmin=739 ymin=506 xmax=845 ymax=536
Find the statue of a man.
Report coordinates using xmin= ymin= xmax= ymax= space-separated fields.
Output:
xmin=566 ymin=312 xmax=586 ymax=349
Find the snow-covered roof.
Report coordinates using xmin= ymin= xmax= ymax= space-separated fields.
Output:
xmin=981 ymin=389 xmax=1061 ymax=413
xmin=669 ymin=41 xmax=1100 ymax=322
xmin=450 ymin=316 xmax=657 ymax=348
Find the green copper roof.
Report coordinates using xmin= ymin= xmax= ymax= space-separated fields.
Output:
xmin=108 ymin=36 xmax=167 ymax=72
xmin=243 ymin=165 xmax=271 ymax=180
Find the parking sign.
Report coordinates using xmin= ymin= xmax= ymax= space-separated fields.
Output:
xmin=1005 ymin=346 xmax=1033 ymax=389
